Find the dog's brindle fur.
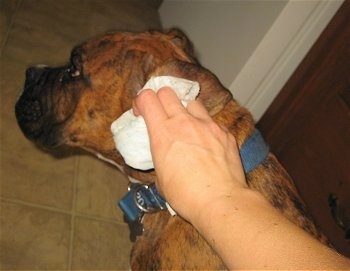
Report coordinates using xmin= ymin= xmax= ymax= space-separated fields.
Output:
xmin=15 ymin=29 xmax=329 ymax=269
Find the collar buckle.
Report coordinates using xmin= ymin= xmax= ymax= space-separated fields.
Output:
xmin=118 ymin=183 xmax=167 ymax=223
xmin=119 ymin=183 xmax=168 ymax=241
xmin=130 ymin=183 xmax=166 ymax=213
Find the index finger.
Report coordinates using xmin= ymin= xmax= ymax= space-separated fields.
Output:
xmin=157 ymin=87 xmax=187 ymax=117
xmin=133 ymin=89 xmax=168 ymax=134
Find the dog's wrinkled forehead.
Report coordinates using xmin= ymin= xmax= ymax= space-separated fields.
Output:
xmin=62 ymin=30 xmax=196 ymax=102
xmin=75 ymin=30 xmax=195 ymax=75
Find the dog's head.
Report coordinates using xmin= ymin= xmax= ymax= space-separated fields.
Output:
xmin=15 ymin=29 xmax=233 ymax=172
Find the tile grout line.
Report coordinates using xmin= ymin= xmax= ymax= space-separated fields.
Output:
xmin=67 ymin=155 xmax=80 ymax=270
xmin=0 ymin=0 xmax=22 ymax=57
xmin=0 ymin=196 xmax=127 ymax=225
xmin=0 ymin=196 xmax=72 ymax=216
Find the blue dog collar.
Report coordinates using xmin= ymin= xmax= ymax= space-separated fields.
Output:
xmin=118 ymin=129 xmax=269 ymax=223
xmin=118 ymin=183 xmax=167 ymax=222
xmin=240 ymin=130 xmax=269 ymax=173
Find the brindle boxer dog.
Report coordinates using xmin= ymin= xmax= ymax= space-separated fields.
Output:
xmin=15 ymin=29 xmax=329 ymax=269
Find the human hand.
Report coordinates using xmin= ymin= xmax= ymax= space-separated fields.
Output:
xmin=132 ymin=88 xmax=350 ymax=270
xmin=133 ymin=87 xmax=247 ymax=222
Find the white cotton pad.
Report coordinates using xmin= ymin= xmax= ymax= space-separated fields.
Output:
xmin=111 ymin=76 xmax=200 ymax=170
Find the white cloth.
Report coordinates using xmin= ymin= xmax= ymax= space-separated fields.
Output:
xmin=111 ymin=76 xmax=200 ymax=170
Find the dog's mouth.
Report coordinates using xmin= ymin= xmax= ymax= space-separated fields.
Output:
xmin=15 ymin=65 xmax=79 ymax=148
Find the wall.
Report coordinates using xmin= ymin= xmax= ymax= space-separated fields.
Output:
xmin=160 ymin=0 xmax=287 ymax=88
xmin=159 ymin=0 xmax=343 ymax=120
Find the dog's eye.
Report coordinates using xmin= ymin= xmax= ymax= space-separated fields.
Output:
xmin=68 ymin=57 xmax=81 ymax=78
xmin=60 ymin=63 xmax=81 ymax=83
xmin=60 ymin=65 xmax=79 ymax=82
xmin=69 ymin=47 xmax=84 ymax=78
xmin=69 ymin=64 xmax=81 ymax=78
xmin=59 ymin=47 xmax=85 ymax=83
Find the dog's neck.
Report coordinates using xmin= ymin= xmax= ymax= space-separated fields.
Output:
xmin=96 ymin=152 xmax=157 ymax=183
xmin=96 ymin=153 xmax=124 ymax=171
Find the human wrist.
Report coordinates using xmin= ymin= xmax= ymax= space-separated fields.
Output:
xmin=190 ymin=187 xmax=264 ymax=232
xmin=176 ymin=183 xmax=238 ymax=225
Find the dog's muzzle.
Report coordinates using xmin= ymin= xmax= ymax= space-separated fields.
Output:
xmin=15 ymin=67 xmax=48 ymax=136
xmin=15 ymin=66 xmax=65 ymax=148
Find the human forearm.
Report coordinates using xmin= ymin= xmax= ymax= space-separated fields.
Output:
xmin=192 ymin=188 xmax=350 ymax=270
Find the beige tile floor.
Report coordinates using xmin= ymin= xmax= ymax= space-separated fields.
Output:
xmin=0 ymin=0 xmax=162 ymax=269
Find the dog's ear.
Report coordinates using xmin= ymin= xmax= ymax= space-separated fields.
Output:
xmin=152 ymin=60 xmax=233 ymax=116
xmin=155 ymin=29 xmax=233 ymax=115
xmin=122 ymin=29 xmax=198 ymax=108
xmin=163 ymin=28 xmax=197 ymax=63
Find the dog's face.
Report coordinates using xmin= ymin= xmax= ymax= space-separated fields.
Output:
xmin=15 ymin=30 xmax=198 ymax=163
